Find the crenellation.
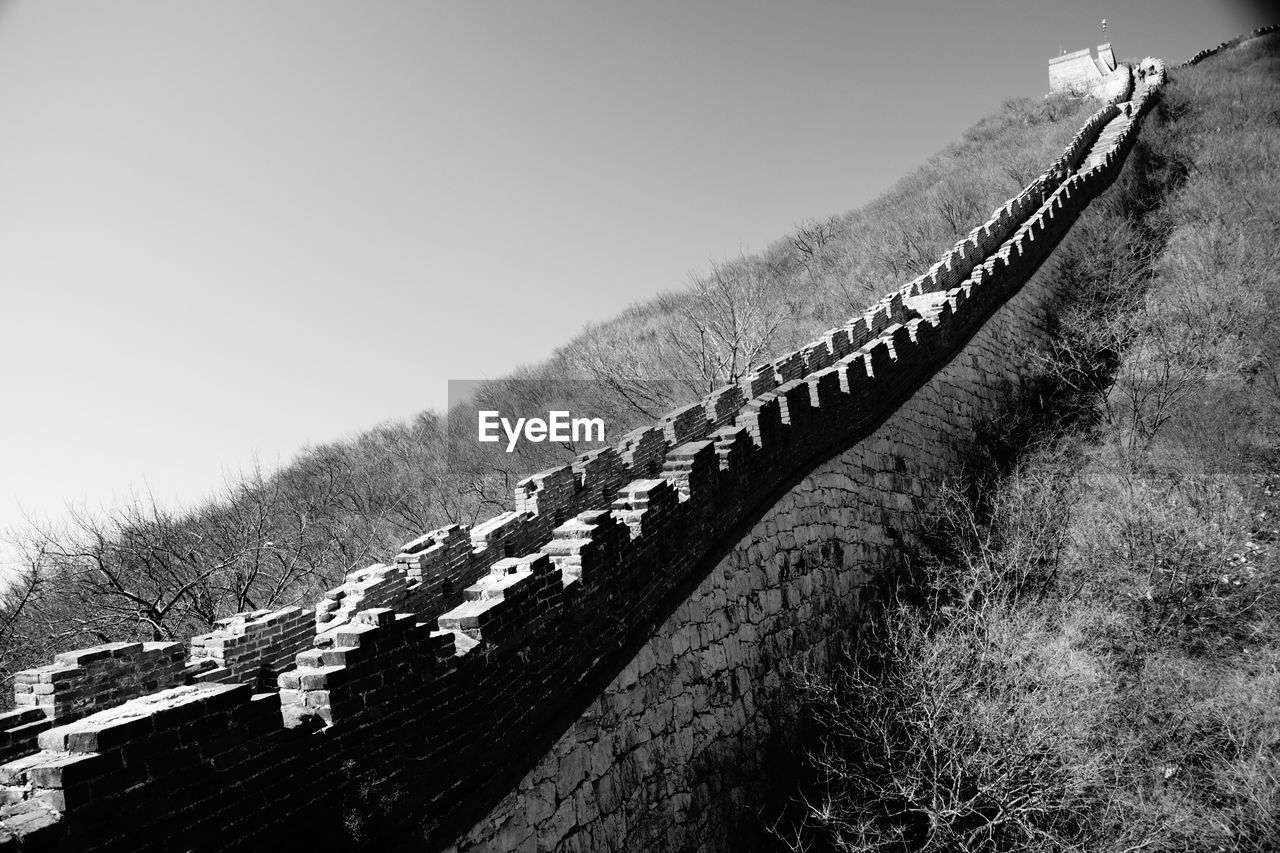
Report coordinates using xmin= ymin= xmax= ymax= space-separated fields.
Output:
xmin=740 ymin=364 xmax=778 ymax=399
xmin=12 ymin=641 xmax=186 ymax=728
xmin=571 ymin=446 xmax=626 ymax=509
xmin=17 ymin=681 xmax=283 ymax=822
xmin=0 ymin=710 xmax=52 ymax=765
xmin=395 ymin=523 xmax=477 ymax=618
xmin=569 ymin=512 xmax=634 ymax=585
xmin=822 ymin=326 xmax=854 ymax=360
xmin=469 ymin=510 xmax=547 ymax=568
xmin=1177 ymin=30 xmax=1271 ymax=67
xmin=440 ymin=555 xmax=561 ymax=647
xmin=735 ymin=392 xmax=785 ymax=451
xmin=763 ymin=380 xmax=799 ymax=430
xmin=190 ymin=606 xmax=312 ymax=689
xmin=770 ymin=350 xmax=805 ymax=384
xmin=661 ymin=439 xmax=719 ymax=506
xmin=513 ymin=466 xmax=576 ymax=519
xmin=610 ymin=478 xmax=679 ymax=542
xmin=703 ymin=384 xmax=746 ymax=427
xmin=878 ymin=322 xmax=906 ymax=361
xmin=800 ymin=339 xmax=832 ymax=373
xmin=858 ymin=336 xmax=895 ymax=380
xmin=616 ymin=425 xmax=668 ymax=481
xmin=315 ymin=562 xmax=409 ymax=634
xmin=662 ymin=401 xmax=712 ymax=447
xmin=711 ymin=424 xmax=757 ymax=478
xmin=831 ymin=351 xmax=869 ymax=398
xmin=806 ymin=368 xmax=847 ymax=424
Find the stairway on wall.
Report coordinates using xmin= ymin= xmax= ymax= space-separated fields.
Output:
xmin=1082 ymin=107 xmax=1138 ymax=172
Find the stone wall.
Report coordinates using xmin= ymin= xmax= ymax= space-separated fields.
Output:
xmin=12 ymin=642 xmax=186 ymax=722
xmin=189 ymin=606 xmax=314 ymax=688
xmin=0 ymin=57 xmax=1168 ymax=853
xmin=455 ymin=187 xmax=1077 ymax=853
xmin=1049 ymin=42 xmax=1129 ymax=99
xmin=1182 ymin=24 xmax=1278 ymax=66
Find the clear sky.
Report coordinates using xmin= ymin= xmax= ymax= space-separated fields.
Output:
xmin=0 ymin=0 xmax=1270 ymax=572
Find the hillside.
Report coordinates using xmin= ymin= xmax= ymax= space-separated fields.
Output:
xmin=0 ymin=75 xmax=1097 ymax=682
xmin=769 ymin=30 xmax=1280 ymax=853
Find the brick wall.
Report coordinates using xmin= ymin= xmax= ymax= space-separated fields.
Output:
xmin=12 ymin=642 xmax=186 ymax=722
xmin=189 ymin=606 xmax=314 ymax=688
xmin=1049 ymin=42 xmax=1130 ymax=98
xmin=1182 ymin=24 xmax=1278 ymax=67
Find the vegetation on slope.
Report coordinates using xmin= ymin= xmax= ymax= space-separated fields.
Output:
xmin=0 ymin=84 xmax=1097 ymax=689
xmin=770 ymin=34 xmax=1280 ymax=853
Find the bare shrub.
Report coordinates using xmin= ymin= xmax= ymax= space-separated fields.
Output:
xmin=777 ymin=609 xmax=1114 ymax=853
xmin=659 ymin=255 xmax=785 ymax=394
xmin=774 ymin=39 xmax=1280 ymax=853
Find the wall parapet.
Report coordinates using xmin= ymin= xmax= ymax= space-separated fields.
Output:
xmin=0 ymin=55 xmax=1168 ymax=853
xmin=12 ymin=641 xmax=186 ymax=723
xmin=189 ymin=606 xmax=314 ymax=688
xmin=1049 ymin=41 xmax=1125 ymax=96
xmin=1182 ymin=24 xmax=1278 ymax=66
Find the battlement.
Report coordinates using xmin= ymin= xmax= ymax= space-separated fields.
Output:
xmin=14 ymin=641 xmax=186 ymax=722
xmin=1182 ymin=24 xmax=1279 ymax=66
xmin=0 ymin=54 xmax=1168 ymax=853
xmin=189 ymin=606 xmax=314 ymax=688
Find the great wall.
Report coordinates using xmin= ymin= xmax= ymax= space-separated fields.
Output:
xmin=1047 ymin=41 xmax=1130 ymax=99
xmin=1180 ymin=24 xmax=1279 ymax=67
xmin=0 ymin=42 xmax=1182 ymax=852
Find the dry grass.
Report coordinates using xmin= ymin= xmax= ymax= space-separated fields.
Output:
xmin=773 ymin=35 xmax=1280 ymax=853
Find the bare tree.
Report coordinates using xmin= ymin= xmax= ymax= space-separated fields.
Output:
xmin=931 ymin=177 xmax=986 ymax=240
xmin=661 ymin=256 xmax=784 ymax=395
xmin=792 ymin=216 xmax=842 ymax=278
xmin=569 ymin=324 xmax=690 ymax=420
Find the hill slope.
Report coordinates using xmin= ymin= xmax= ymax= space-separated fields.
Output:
xmin=0 ymin=78 xmax=1101 ymax=682
xmin=771 ymin=30 xmax=1280 ymax=853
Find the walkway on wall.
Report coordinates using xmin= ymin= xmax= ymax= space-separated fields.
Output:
xmin=1082 ymin=106 xmax=1137 ymax=172
xmin=910 ymin=73 xmax=1150 ymax=324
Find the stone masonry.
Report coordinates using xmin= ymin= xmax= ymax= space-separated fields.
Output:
xmin=1049 ymin=42 xmax=1131 ymax=100
xmin=456 ymin=221 xmax=1071 ymax=853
